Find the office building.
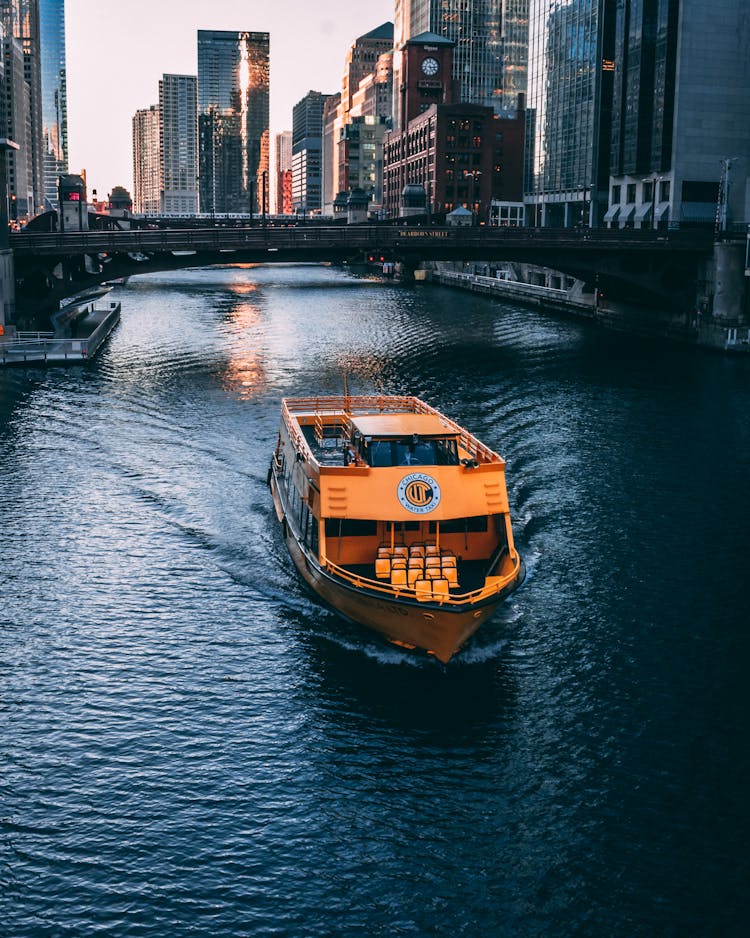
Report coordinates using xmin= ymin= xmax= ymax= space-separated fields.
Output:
xmin=132 ymin=105 xmax=160 ymax=215
xmin=524 ymin=0 xmax=616 ymax=227
xmin=292 ymin=90 xmax=330 ymax=214
xmin=383 ymin=33 xmax=524 ymax=219
xmin=38 ymin=0 xmax=66 ymax=210
xmin=274 ymin=130 xmax=292 ymax=215
xmin=341 ymin=22 xmax=393 ymax=121
xmin=321 ymin=93 xmax=341 ymax=214
xmin=159 ymin=74 xmax=198 ymax=214
xmin=2 ymin=31 xmax=34 ymax=220
xmin=1 ymin=0 xmax=43 ymax=216
xmin=606 ymin=0 xmax=750 ymax=230
xmin=197 ymin=29 xmax=269 ymax=214
xmin=393 ymin=0 xmax=529 ymax=131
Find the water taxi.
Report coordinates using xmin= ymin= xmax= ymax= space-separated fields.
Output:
xmin=268 ymin=395 xmax=524 ymax=662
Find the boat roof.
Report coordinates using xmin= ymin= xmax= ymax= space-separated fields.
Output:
xmin=350 ymin=413 xmax=456 ymax=438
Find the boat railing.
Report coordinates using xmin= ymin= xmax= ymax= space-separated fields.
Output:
xmin=323 ymin=553 xmax=520 ymax=606
xmin=282 ymin=395 xmax=503 ymax=466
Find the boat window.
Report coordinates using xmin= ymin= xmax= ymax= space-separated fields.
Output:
xmin=362 ymin=437 xmax=459 ymax=467
xmin=325 ymin=519 xmax=378 ymax=537
xmin=429 ymin=516 xmax=489 ymax=534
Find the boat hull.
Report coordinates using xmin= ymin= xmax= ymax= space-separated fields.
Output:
xmin=270 ymin=469 xmax=522 ymax=662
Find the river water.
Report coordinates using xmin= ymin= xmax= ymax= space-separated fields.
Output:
xmin=1 ymin=264 xmax=749 ymax=936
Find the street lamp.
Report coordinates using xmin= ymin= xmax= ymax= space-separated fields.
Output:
xmin=464 ymin=169 xmax=482 ymax=223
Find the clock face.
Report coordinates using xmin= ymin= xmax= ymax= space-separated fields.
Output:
xmin=421 ymin=57 xmax=439 ymax=77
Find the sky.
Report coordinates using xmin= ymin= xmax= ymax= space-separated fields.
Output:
xmin=65 ymin=0 xmax=394 ymax=199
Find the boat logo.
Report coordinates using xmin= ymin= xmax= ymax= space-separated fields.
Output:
xmin=397 ymin=473 xmax=441 ymax=514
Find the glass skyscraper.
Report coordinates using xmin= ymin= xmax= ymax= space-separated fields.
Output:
xmin=393 ymin=0 xmax=528 ymax=130
xmin=524 ymin=0 xmax=615 ymax=226
xmin=197 ymin=29 xmax=269 ymax=215
xmin=39 ymin=0 xmax=67 ymax=210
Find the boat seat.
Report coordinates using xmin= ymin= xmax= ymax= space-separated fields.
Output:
xmin=375 ymin=557 xmax=391 ymax=579
xmin=407 ymin=566 xmax=423 ymax=587
xmin=408 ymin=544 xmax=425 ymax=558
xmin=440 ymin=554 xmax=456 ymax=568
xmin=377 ymin=546 xmax=393 ymax=558
xmin=425 ymin=544 xmax=440 ymax=557
xmin=391 ymin=563 xmax=407 ymax=587
xmin=414 ymin=579 xmax=432 ymax=602
xmin=432 ymin=578 xmax=450 ymax=599
xmin=425 ymin=566 xmax=443 ymax=580
xmin=443 ymin=566 xmax=459 ymax=588
xmin=425 ymin=556 xmax=441 ymax=570
xmin=392 ymin=545 xmax=409 ymax=559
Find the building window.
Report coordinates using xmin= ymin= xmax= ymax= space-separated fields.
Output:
xmin=611 ymin=184 xmax=621 ymax=203
xmin=660 ymin=180 xmax=670 ymax=201
xmin=626 ymin=184 xmax=636 ymax=203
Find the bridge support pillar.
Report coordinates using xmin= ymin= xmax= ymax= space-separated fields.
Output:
xmin=0 ymin=249 xmax=14 ymax=330
xmin=712 ymin=242 xmax=746 ymax=322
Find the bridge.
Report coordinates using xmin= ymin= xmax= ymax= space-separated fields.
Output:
xmin=10 ymin=223 xmax=718 ymax=317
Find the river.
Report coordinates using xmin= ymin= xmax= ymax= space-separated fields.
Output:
xmin=1 ymin=263 xmax=749 ymax=936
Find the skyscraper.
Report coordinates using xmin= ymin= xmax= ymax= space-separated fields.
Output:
xmin=38 ymin=0 xmax=66 ymax=210
xmin=1 ymin=0 xmax=44 ymax=216
xmin=197 ymin=30 xmax=269 ymax=214
xmin=274 ymin=130 xmax=292 ymax=215
xmin=292 ymin=90 xmax=329 ymax=214
xmin=393 ymin=0 xmax=528 ymax=131
xmin=159 ymin=74 xmax=198 ymax=214
xmin=524 ymin=0 xmax=616 ymax=226
xmin=606 ymin=0 xmax=750 ymax=230
xmin=132 ymin=105 xmax=160 ymax=214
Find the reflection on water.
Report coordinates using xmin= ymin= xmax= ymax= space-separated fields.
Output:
xmin=1 ymin=264 xmax=749 ymax=937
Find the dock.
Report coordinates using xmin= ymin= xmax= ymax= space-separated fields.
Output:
xmin=0 ymin=301 xmax=121 ymax=366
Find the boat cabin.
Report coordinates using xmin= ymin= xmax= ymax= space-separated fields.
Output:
xmin=348 ymin=414 xmax=460 ymax=468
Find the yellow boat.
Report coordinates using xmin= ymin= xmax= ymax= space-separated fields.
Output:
xmin=268 ymin=395 xmax=524 ymax=662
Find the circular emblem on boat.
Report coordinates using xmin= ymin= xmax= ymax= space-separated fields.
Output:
xmin=397 ymin=472 xmax=441 ymax=514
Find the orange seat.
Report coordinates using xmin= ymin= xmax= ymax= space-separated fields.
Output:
xmin=377 ymin=546 xmax=393 ymax=559
xmin=391 ymin=566 xmax=407 ymax=587
xmin=432 ymin=578 xmax=450 ymax=599
xmin=443 ymin=567 xmax=459 ymax=588
xmin=425 ymin=556 xmax=441 ymax=570
xmin=375 ymin=557 xmax=391 ymax=579
xmin=407 ymin=566 xmax=423 ymax=587
xmin=392 ymin=546 xmax=408 ymax=559
xmin=425 ymin=544 xmax=440 ymax=557
xmin=415 ymin=579 xmax=432 ymax=601
xmin=409 ymin=544 xmax=425 ymax=558
xmin=440 ymin=555 xmax=457 ymax=569
xmin=426 ymin=566 xmax=443 ymax=580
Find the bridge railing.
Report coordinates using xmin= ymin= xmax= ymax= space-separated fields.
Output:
xmin=9 ymin=224 xmax=717 ymax=258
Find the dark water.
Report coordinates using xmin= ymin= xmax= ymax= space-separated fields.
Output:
xmin=2 ymin=264 xmax=749 ymax=936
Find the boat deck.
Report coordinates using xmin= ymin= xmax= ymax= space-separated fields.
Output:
xmin=339 ymin=559 xmax=488 ymax=596
xmin=301 ymin=425 xmax=350 ymax=467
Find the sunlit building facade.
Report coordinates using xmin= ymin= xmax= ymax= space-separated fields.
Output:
xmin=132 ymin=105 xmax=160 ymax=215
xmin=274 ymin=130 xmax=292 ymax=215
xmin=159 ymin=74 xmax=198 ymax=214
xmin=524 ymin=0 xmax=616 ymax=227
xmin=393 ymin=0 xmax=529 ymax=131
xmin=197 ymin=29 xmax=269 ymax=215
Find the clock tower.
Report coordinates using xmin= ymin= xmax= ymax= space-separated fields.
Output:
xmin=396 ymin=31 xmax=456 ymax=131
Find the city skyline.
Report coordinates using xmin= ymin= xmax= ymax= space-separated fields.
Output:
xmin=65 ymin=0 xmax=393 ymax=198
